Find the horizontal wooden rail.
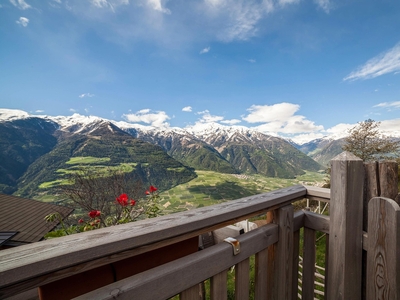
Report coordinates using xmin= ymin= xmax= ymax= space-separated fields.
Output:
xmin=74 ymin=224 xmax=280 ymax=300
xmin=304 ymin=210 xmax=330 ymax=234
xmin=0 ymin=185 xmax=307 ymax=298
xmin=304 ymin=185 xmax=331 ymax=203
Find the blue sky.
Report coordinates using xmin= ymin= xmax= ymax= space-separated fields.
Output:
xmin=1 ymin=0 xmax=400 ymax=143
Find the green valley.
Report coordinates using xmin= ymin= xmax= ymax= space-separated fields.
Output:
xmin=159 ymin=170 xmax=326 ymax=214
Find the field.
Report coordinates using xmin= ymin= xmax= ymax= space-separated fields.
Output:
xmin=159 ymin=170 xmax=326 ymax=214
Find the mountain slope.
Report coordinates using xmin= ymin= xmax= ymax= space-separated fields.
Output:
xmin=188 ymin=123 xmax=323 ymax=178
xmin=1 ymin=118 xmax=196 ymax=198
xmin=117 ymin=123 xmax=238 ymax=174
xmin=0 ymin=118 xmax=58 ymax=193
xmin=309 ymin=138 xmax=346 ymax=167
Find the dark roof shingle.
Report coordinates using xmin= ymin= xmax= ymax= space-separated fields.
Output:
xmin=0 ymin=194 xmax=74 ymax=245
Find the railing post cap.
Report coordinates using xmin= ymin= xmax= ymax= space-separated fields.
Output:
xmin=331 ymin=151 xmax=362 ymax=162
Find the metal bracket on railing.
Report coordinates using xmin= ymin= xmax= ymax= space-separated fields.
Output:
xmin=224 ymin=237 xmax=240 ymax=255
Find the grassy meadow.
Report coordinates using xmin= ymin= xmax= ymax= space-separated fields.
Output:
xmin=159 ymin=170 xmax=326 ymax=214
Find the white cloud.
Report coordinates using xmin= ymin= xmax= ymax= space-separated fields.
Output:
xmin=196 ymin=110 xmax=224 ymax=123
xmin=89 ymin=0 xmax=129 ymax=12
xmin=147 ymin=0 xmax=171 ymax=14
xmin=200 ymin=47 xmax=210 ymax=54
xmin=243 ymin=103 xmax=300 ymax=123
xmin=123 ymin=109 xmax=170 ymax=127
xmin=16 ymin=17 xmax=29 ymax=27
xmin=374 ymin=101 xmax=400 ymax=110
xmin=248 ymin=59 xmax=256 ymax=63
xmin=344 ymin=42 xmax=400 ymax=81
xmin=203 ymin=0 xmax=267 ymax=42
xmin=182 ymin=106 xmax=192 ymax=112
xmin=221 ymin=119 xmax=241 ymax=125
xmin=380 ymin=119 xmax=400 ymax=137
xmin=314 ymin=0 xmax=331 ymax=13
xmin=138 ymin=108 xmax=150 ymax=114
xmin=243 ymin=103 xmax=323 ymax=134
xmin=79 ymin=93 xmax=95 ymax=98
xmin=325 ymin=123 xmax=353 ymax=137
xmin=10 ymin=0 xmax=31 ymax=10
xmin=35 ymin=110 xmax=44 ymax=113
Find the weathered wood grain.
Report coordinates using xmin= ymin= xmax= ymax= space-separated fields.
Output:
xmin=72 ymin=224 xmax=279 ymax=300
xmin=180 ymin=284 xmax=202 ymax=300
xmin=254 ymin=247 xmax=269 ymax=300
xmin=364 ymin=162 xmax=379 ymax=231
xmin=304 ymin=210 xmax=330 ymax=234
xmin=324 ymin=234 xmax=329 ymax=300
xmin=367 ymin=197 xmax=400 ymax=300
xmin=302 ymin=227 xmax=316 ymax=300
xmin=235 ymin=258 xmax=250 ymax=300
xmin=211 ymin=270 xmax=227 ymax=299
xmin=292 ymin=230 xmax=300 ymax=300
xmin=327 ymin=151 xmax=364 ymax=300
xmin=275 ymin=205 xmax=294 ymax=299
xmin=363 ymin=161 xmax=399 ymax=230
xmin=379 ymin=161 xmax=399 ymax=202
xmin=0 ymin=185 xmax=306 ymax=296
xmin=293 ymin=210 xmax=305 ymax=232
xmin=304 ymin=185 xmax=331 ymax=203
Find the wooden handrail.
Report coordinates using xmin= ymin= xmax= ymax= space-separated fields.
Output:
xmin=0 ymin=185 xmax=307 ymax=298
xmin=304 ymin=185 xmax=330 ymax=203
xmin=73 ymin=224 xmax=280 ymax=300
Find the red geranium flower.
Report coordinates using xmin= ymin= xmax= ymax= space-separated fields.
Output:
xmin=78 ymin=218 xmax=84 ymax=224
xmin=130 ymin=200 xmax=136 ymax=206
xmin=146 ymin=186 xmax=158 ymax=195
xmin=88 ymin=210 xmax=101 ymax=218
xmin=116 ymin=193 xmax=129 ymax=206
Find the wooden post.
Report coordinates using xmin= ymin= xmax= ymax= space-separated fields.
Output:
xmin=327 ymin=151 xmax=364 ymax=300
xmin=363 ymin=161 xmax=399 ymax=231
xmin=379 ymin=161 xmax=399 ymax=201
xmin=292 ymin=230 xmax=300 ymax=300
xmin=210 ymin=270 xmax=227 ymax=299
xmin=302 ymin=227 xmax=316 ymax=299
xmin=180 ymin=285 xmax=202 ymax=300
xmin=255 ymin=248 xmax=268 ymax=299
xmin=235 ymin=258 xmax=250 ymax=300
xmin=363 ymin=161 xmax=399 ymax=299
xmin=266 ymin=205 xmax=294 ymax=299
xmin=367 ymin=197 xmax=400 ymax=300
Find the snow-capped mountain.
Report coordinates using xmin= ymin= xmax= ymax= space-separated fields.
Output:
xmin=115 ymin=120 xmax=323 ymax=177
xmin=0 ymin=110 xmax=197 ymax=197
xmin=0 ymin=108 xmax=327 ymax=197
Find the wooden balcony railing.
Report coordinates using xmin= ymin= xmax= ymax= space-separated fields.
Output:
xmin=1 ymin=152 xmax=399 ymax=300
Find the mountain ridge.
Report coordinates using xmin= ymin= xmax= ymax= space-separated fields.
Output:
xmin=0 ymin=109 xmax=332 ymax=197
